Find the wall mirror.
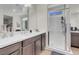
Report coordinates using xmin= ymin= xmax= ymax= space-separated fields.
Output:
xmin=21 ymin=16 xmax=28 ymax=31
xmin=20 ymin=7 xmax=29 ymax=31
xmin=3 ymin=15 xmax=13 ymax=32
xmin=0 ymin=4 xmax=31 ymax=33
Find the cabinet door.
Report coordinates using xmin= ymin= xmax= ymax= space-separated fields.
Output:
xmin=41 ymin=33 xmax=46 ymax=50
xmin=9 ymin=49 xmax=20 ymax=55
xmin=41 ymin=35 xmax=46 ymax=50
xmin=71 ymin=33 xmax=79 ymax=47
xmin=0 ymin=42 xmax=21 ymax=55
xmin=35 ymin=38 xmax=41 ymax=55
xmin=23 ymin=43 xmax=34 ymax=55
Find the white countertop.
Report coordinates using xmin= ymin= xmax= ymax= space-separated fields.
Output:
xmin=0 ymin=31 xmax=46 ymax=48
xmin=71 ymin=31 xmax=79 ymax=33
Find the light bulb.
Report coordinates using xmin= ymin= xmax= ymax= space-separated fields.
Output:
xmin=23 ymin=17 xmax=28 ymax=21
xmin=24 ymin=4 xmax=31 ymax=7
xmin=13 ymin=9 xmax=16 ymax=12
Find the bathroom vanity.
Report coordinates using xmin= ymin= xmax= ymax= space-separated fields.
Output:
xmin=0 ymin=31 xmax=46 ymax=55
xmin=71 ymin=31 xmax=79 ymax=47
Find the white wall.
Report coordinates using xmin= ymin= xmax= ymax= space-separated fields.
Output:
xmin=29 ymin=4 xmax=48 ymax=32
xmin=70 ymin=14 xmax=79 ymax=28
xmin=36 ymin=5 xmax=48 ymax=32
xmin=70 ymin=5 xmax=79 ymax=28
xmin=70 ymin=13 xmax=79 ymax=28
xmin=0 ymin=14 xmax=3 ymax=32
xmin=29 ymin=4 xmax=48 ymax=47
xmin=28 ymin=5 xmax=37 ymax=30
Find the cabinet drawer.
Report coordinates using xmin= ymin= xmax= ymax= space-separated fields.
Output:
xmin=23 ymin=35 xmax=41 ymax=47
xmin=42 ymin=33 xmax=46 ymax=37
xmin=0 ymin=42 xmax=21 ymax=55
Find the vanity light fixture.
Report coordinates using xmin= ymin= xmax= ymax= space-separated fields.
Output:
xmin=22 ymin=4 xmax=31 ymax=12
xmin=23 ymin=17 xmax=28 ymax=21
xmin=24 ymin=4 xmax=31 ymax=7
xmin=12 ymin=9 xmax=16 ymax=12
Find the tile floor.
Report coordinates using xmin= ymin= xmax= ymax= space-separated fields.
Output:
xmin=40 ymin=47 xmax=79 ymax=55
xmin=71 ymin=47 xmax=79 ymax=55
xmin=40 ymin=49 xmax=52 ymax=55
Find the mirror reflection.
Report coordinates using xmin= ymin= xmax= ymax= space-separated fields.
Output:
xmin=0 ymin=4 xmax=30 ymax=38
xmin=3 ymin=15 xmax=13 ymax=32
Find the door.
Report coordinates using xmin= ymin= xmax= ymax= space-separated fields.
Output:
xmin=48 ymin=14 xmax=66 ymax=50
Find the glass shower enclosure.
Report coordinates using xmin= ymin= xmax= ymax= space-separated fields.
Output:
xmin=48 ymin=4 xmax=71 ymax=53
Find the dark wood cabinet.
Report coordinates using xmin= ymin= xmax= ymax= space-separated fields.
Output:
xmin=0 ymin=33 xmax=46 ymax=55
xmin=23 ymin=43 xmax=34 ymax=55
xmin=41 ymin=33 xmax=46 ymax=50
xmin=35 ymin=36 xmax=41 ymax=55
xmin=22 ymin=38 xmax=34 ymax=55
xmin=71 ymin=32 xmax=79 ymax=47
xmin=0 ymin=42 xmax=21 ymax=55
xmin=22 ymin=35 xmax=42 ymax=55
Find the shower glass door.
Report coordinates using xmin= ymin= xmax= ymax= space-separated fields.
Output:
xmin=48 ymin=5 xmax=67 ymax=51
